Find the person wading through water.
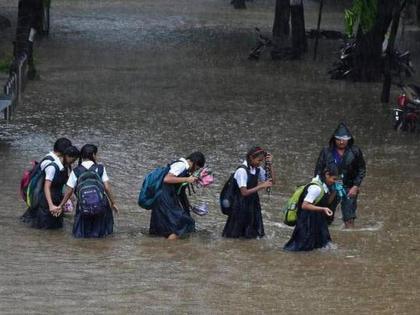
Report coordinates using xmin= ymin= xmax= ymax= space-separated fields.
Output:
xmin=314 ymin=123 xmax=366 ymax=228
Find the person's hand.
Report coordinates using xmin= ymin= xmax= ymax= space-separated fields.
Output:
xmin=323 ymin=207 xmax=333 ymax=216
xmin=347 ymin=186 xmax=359 ymax=198
xmin=186 ymin=176 xmax=198 ymax=184
xmin=49 ymin=205 xmax=61 ymax=217
xmin=260 ymin=180 xmax=273 ymax=189
xmin=265 ymin=153 xmax=273 ymax=164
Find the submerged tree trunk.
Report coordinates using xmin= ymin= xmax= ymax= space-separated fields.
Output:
xmin=290 ymin=1 xmax=307 ymax=54
xmin=417 ymin=0 xmax=420 ymax=25
xmin=272 ymin=0 xmax=290 ymax=42
xmin=272 ymin=0 xmax=307 ymax=59
xmin=231 ymin=0 xmax=246 ymax=9
xmin=382 ymin=1 xmax=406 ymax=102
xmin=351 ymin=0 xmax=399 ymax=81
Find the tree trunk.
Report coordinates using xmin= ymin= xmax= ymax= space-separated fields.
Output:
xmin=382 ymin=1 xmax=406 ymax=103
xmin=290 ymin=1 xmax=307 ymax=55
xmin=351 ymin=0 xmax=399 ymax=81
xmin=272 ymin=0 xmax=290 ymax=42
xmin=231 ymin=0 xmax=246 ymax=9
xmin=417 ymin=0 xmax=420 ymax=26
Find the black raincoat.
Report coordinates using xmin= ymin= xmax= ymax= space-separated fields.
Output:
xmin=314 ymin=123 xmax=366 ymax=188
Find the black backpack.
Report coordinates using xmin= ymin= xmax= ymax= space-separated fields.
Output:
xmin=219 ymin=165 xmax=248 ymax=215
xmin=74 ymin=164 xmax=107 ymax=217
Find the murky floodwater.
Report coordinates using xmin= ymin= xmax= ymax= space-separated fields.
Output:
xmin=1 ymin=0 xmax=420 ymax=313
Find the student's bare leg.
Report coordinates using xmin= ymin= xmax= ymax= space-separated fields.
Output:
xmin=167 ymin=233 xmax=179 ymax=240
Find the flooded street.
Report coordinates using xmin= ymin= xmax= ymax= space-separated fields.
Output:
xmin=1 ymin=0 xmax=420 ymax=313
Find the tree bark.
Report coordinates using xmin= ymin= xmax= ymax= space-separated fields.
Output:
xmin=231 ymin=0 xmax=246 ymax=9
xmin=381 ymin=1 xmax=406 ymax=103
xmin=290 ymin=1 xmax=307 ymax=55
xmin=351 ymin=0 xmax=399 ymax=81
xmin=417 ymin=0 xmax=420 ymax=25
xmin=272 ymin=0 xmax=290 ymax=42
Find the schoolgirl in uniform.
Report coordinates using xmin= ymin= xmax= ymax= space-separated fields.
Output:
xmin=21 ymin=137 xmax=73 ymax=229
xmin=62 ymin=145 xmax=80 ymax=213
xmin=222 ymin=147 xmax=274 ymax=239
xmin=284 ymin=165 xmax=338 ymax=252
xmin=59 ymin=144 xmax=119 ymax=238
xmin=149 ymin=151 xmax=206 ymax=240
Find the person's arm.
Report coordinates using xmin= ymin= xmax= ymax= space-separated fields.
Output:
xmin=104 ymin=181 xmax=119 ymax=213
xmin=44 ymin=180 xmax=60 ymax=215
xmin=301 ymin=201 xmax=333 ymax=216
xmin=348 ymin=148 xmax=366 ymax=198
xmin=163 ymin=173 xmax=197 ymax=184
xmin=57 ymin=186 xmax=74 ymax=214
xmin=239 ymin=181 xmax=272 ymax=197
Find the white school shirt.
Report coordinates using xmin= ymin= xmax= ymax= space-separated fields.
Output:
xmin=234 ymin=161 xmax=267 ymax=188
xmin=66 ymin=161 xmax=109 ymax=189
xmin=169 ymin=158 xmax=190 ymax=176
xmin=304 ymin=176 xmax=329 ymax=204
xmin=42 ymin=152 xmax=65 ymax=181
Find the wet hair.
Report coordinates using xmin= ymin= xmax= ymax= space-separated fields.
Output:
xmin=79 ymin=144 xmax=98 ymax=165
xmin=321 ymin=164 xmax=339 ymax=180
xmin=186 ymin=151 xmax=206 ymax=168
xmin=64 ymin=145 xmax=80 ymax=159
xmin=53 ymin=138 xmax=72 ymax=155
xmin=246 ymin=146 xmax=266 ymax=164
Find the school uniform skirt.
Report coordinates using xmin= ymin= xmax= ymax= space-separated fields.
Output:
xmin=72 ymin=203 xmax=114 ymax=238
xmin=283 ymin=209 xmax=331 ymax=251
xmin=222 ymin=192 xmax=265 ymax=239
xmin=21 ymin=173 xmax=67 ymax=229
xmin=149 ymin=183 xmax=195 ymax=237
xmin=21 ymin=197 xmax=64 ymax=229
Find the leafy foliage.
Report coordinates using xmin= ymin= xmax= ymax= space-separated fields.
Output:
xmin=344 ymin=0 xmax=378 ymax=37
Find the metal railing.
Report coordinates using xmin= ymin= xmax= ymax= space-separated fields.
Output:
xmin=1 ymin=53 xmax=28 ymax=121
xmin=1 ymin=0 xmax=50 ymax=121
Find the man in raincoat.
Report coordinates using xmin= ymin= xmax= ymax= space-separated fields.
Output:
xmin=314 ymin=123 xmax=366 ymax=228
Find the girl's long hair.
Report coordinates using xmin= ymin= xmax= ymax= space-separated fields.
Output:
xmin=79 ymin=144 xmax=98 ymax=166
xmin=320 ymin=163 xmax=339 ymax=181
xmin=246 ymin=146 xmax=266 ymax=166
xmin=186 ymin=151 xmax=206 ymax=168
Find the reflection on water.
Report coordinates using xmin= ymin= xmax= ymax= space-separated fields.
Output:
xmin=1 ymin=0 xmax=420 ymax=313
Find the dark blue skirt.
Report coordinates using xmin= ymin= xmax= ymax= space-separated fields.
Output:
xmin=21 ymin=192 xmax=64 ymax=229
xmin=222 ymin=192 xmax=264 ymax=239
xmin=149 ymin=183 xmax=195 ymax=237
xmin=284 ymin=209 xmax=331 ymax=251
xmin=73 ymin=204 xmax=114 ymax=238
xmin=21 ymin=205 xmax=64 ymax=229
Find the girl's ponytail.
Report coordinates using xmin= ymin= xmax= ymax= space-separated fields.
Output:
xmin=79 ymin=144 xmax=98 ymax=166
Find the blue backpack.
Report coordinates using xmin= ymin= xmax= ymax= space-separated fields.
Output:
xmin=74 ymin=165 xmax=107 ymax=217
xmin=138 ymin=165 xmax=172 ymax=210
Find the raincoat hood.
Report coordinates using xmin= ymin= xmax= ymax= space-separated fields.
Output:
xmin=329 ymin=123 xmax=354 ymax=147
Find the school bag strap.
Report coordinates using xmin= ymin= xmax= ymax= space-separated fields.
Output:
xmin=283 ymin=179 xmax=325 ymax=227
xmin=74 ymin=164 xmax=104 ymax=180
xmin=219 ymin=165 xmax=249 ymax=216
xmin=300 ymin=180 xmax=325 ymax=206
xmin=40 ymin=156 xmax=60 ymax=179
xmin=23 ymin=156 xmax=59 ymax=209
xmin=73 ymin=164 xmax=107 ymax=217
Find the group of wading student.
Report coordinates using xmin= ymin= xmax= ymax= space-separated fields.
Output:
xmin=21 ymin=123 xmax=366 ymax=251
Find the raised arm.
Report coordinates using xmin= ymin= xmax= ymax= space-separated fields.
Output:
xmin=163 ymin=173 xmax=197 ymax=185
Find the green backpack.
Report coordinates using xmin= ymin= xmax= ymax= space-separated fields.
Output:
xmin=283 ymin=179 xmax=324 ymax=226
